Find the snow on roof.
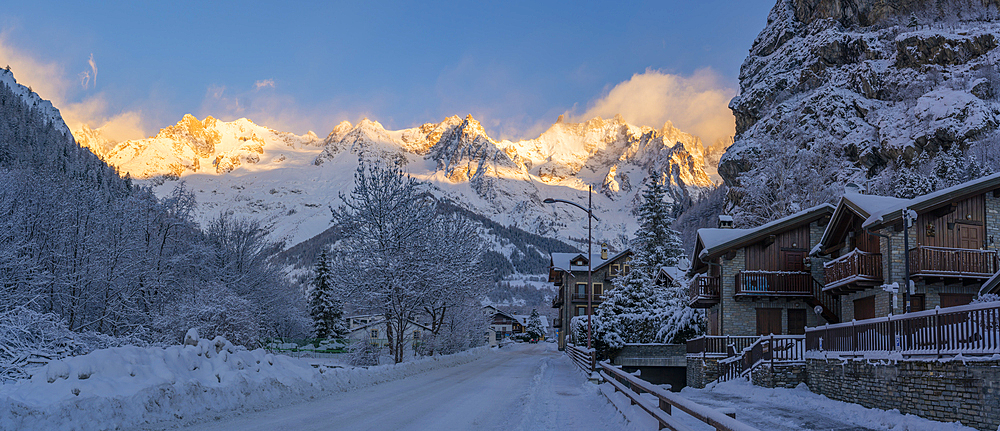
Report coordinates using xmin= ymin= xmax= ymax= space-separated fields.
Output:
xmin=696 ymin=204 xmax=834 ymax=257
xmin=863 ymin=172 xmax=1000 ymax=228
xmin=513 ymin=315 xmax=550 ymax=334
xmin=718 ymin=214 xmax=734 ymax=222
xmin=658 ymin=266 xmax=687 ymax=282
xmin=842 ymin=192 xmax=908 ymax=217
xmin=551 ymin=250 xmax=629 ymax=272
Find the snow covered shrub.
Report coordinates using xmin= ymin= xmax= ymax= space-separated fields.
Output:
xmin=348 ymin=336 xmax=382 ymax=366
xmin=570 ymin=315 xmax=601 ymax=347
xmin=0 ymin=307 xmax=77 ymax=382
xmin=153 ymin=283 xmax=263 ymax=348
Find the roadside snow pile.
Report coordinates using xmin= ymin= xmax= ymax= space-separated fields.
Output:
xmin=0 ymin=331 xmax=490 ymax=430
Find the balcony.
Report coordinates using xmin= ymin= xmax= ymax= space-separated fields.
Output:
xmin=553 ymin=318 xmax=562 ymax=328
xmin=909 ymin=246 xmax=998 ymax=280
xmin=687 ymin=274 xmax=720 ymax=308
xmin=551 ymin=288 xmax=564 ymax=308
xmin=571 ymin=293 xmax=605 ymax=302
xmin=823 ymin=249 xmax=883 ymax=294
xmin=735 ymin=270 xmax=813 ymax=297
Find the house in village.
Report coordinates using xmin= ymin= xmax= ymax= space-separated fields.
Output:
xmin=483 ymin=305 xmax=550 ymax=346
xmin=814 ymin=175 xmax=1000 ymax=318
xmin=549 ymin=248 xmax=632 ymax=350
xmin=687 ymin=205 xmax=839 ymax=336
xmin=344 ymin=314 xmax=431 ymax=349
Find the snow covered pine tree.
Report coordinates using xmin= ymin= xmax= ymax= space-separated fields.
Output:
xmin=594 ymin=172 xmax=703 ymax=357
xmin=309 ymin=250 xmax=347 ymax=339
xmin=525 ymin=309 xmax=545 ymax=342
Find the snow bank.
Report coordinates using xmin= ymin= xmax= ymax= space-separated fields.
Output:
xmin=0 ymin=335 xmax=490 ymax=430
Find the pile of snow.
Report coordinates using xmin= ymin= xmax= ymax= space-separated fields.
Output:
xmin=0 ymin=330 xmax=490 ymax=430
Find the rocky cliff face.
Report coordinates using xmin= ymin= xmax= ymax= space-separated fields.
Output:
xmin=722 ymin=0 xmax=1000 ymax=225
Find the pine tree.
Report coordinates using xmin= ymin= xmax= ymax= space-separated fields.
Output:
xmin=525 ymin=309 xmax=545 ymax=341
xmin=594 ymin=172 xmax=686 ymax=354
xmin=907 ymin=13 xmax=919 ymax=28
xmin=309 ymin=250 xmax=346 ymax=339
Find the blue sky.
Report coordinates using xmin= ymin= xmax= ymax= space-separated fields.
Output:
xmin=0 ymin=1 xmax=773 ymax=142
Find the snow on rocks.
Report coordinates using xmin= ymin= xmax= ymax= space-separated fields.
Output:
xmin=0 ymin=334 xmax=490 ymax=430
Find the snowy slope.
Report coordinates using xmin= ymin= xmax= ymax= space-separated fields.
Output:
xmin=78 ymin=113 xmax=715 ymax=250
xmin=0 ymin=68 xmax=70 ymax=136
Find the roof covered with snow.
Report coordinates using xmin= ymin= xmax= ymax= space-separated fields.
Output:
xmin=692 ymin=204 xmax=834 ymax=271
xmin=863 ymin=172 xmax=1000 ymax=229
xmin=550 ymin=249 xmax=631 ymax=273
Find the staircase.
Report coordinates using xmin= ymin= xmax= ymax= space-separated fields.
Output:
xmin=806 ymin=278 xmax=840 ymax=324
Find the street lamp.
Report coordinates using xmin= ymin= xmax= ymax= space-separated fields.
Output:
xmin=543 ymin=185 xmax=600 ymax=350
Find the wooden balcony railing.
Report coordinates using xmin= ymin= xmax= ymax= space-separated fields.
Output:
xmin=909 ymin=246 xmax=998 ymax=278
xmin=718 ymin=335 xmax=805 ymax=382
xmin=823 ymin=249 xmax=882 ymax=292
xmin=551 ymin=287 xmax=564 ymax=308
xmin=806 ymin=301 xmax=1000 ymax=357
xmin=687 ymin=274 xmax=721 ymax=308
xmin=735 ymin=270 xmax=812 ymax=296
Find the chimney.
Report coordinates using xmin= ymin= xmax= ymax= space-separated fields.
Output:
xmin=718 ymin=214 xmax=734 ymax=229
xmin=845 ymin=182 xmax=863 ymax=194
xmin=601 ymin=243 xmax=609 ymax=260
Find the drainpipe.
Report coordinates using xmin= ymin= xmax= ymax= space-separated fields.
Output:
xmin=902 ymin=209 xmax=916 ymax=314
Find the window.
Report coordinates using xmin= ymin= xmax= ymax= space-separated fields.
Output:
xmin=575 ymin=283 xmax=587 ymax=299
xmin=575 ymin=306 xmax=588 ymax=316
xmin=593 ymin=283 xmax=603 ymax=298
xmin=413 ymin=331 xmax=420 ymax=340
xmin=611 ymin=264 xmax=620 ymax=275
xmin=370 ymin=329 xmax=379 ymax=339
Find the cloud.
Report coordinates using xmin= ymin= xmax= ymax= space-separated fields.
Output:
xmin=254 ymin=79 xmax=274 ymax=90
xmin=567 ymin=68 xmax=736 ymax=148
xmin=199 ymin=82 xmax=356 ymax=137
xmin=0 ymin=37 xmax=147 ymax=142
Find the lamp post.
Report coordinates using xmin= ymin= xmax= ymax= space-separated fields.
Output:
xmin=544 ymin=185 xmax=600 ymax=349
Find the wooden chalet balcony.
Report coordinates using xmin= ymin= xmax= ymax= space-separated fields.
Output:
xmin=687 ymin=275 xmax=720 ymax=308
xmin=551 ymin=287 xmax=564 ymax=308
xmin=823 ymin=249 xmax=883 ymax=294
xmin=735 ymin=270 xmax=813 ymax=297
xmin=909 ymin=246 xmax=998 ymax=280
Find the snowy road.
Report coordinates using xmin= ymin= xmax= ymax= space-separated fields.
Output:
xmin=166 ymin=343 xmax=634 ymax=431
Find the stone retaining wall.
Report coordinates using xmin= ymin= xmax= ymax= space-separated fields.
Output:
xmin=807 ymin=358 xmax=1000 ymax=431
xmin=686 ymin=356 xmax=722 ymax=388
xmin=751 ymin=363 xmax=808 ymax=388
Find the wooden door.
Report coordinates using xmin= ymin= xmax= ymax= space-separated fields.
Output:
xmin=707 ymin=308 xmax=720 ymax=336
xmin=957 ymin=224 xmax=982 ymax=250
xmin=910 ymin=295 xmax=925 ymax=312
xmin=854 ymin=296 xmax=876 ymax=320
xmin=782 ymin=251 xmax=805 ymax=271
xmin=756 ymin=309 xmax=782 ymax=335
xmin=939 ymin=293 xmax=975 ymax=308
xmin=788 ymin=309 xmax=807 ymax=335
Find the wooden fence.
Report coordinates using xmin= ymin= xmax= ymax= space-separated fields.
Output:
xmin=717 ymin=335 xmax=805 ymax=382
xmin=806 ymin=301 xmax=1000 ymax=357
xmin=599 ymin=361 xmax=759 ymax=431
xmin=566 ymin=343 xmax=596 ymax=373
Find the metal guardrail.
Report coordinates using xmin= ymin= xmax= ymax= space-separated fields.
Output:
xmin=599 ymin=361 xmax=760 ymax=431
xmin=806 ymin=302 xmax=1000 ymax=357
xmin=566 ymin=343 xmax=596 ymax=373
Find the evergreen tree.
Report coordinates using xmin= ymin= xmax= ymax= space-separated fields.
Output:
xmin=525 ymin=309 xmax=545 ymax=341
xmin=309 ymin=250 xmax=346 ymax=339
xmin=594 ymin=172 xmax=690 ymax=355
xmin=907 ymin=13 xmax=919 ymax=28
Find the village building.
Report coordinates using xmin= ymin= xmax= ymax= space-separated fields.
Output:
xmin=549 ymin=249 xmax=632 ymax=350
xmin=814 ymin=174 xmax=1000 ymax=319
xmin=687 ymin=205 xmax=839 ymax=336
xmin=343 ymin=314 xmax=430 ymax=349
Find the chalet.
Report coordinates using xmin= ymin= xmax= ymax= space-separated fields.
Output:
xmin=549 ymin=248 xmax=632 ymax=350
xmin=344 ymin=316 xmax=431 ymax=348
xmin=688 ymin=205 xmax=838 ymax=337
xmin=483 ymin=305 xmax=524 ymax=345
xmin=814 ymin=175 xmax=1000 ymax=319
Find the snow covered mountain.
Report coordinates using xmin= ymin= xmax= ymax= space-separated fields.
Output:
xmin=721 ymin=0 xmax=1000 ymax=225
xmin=76 ymin=113 xmax=715 ymax=253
